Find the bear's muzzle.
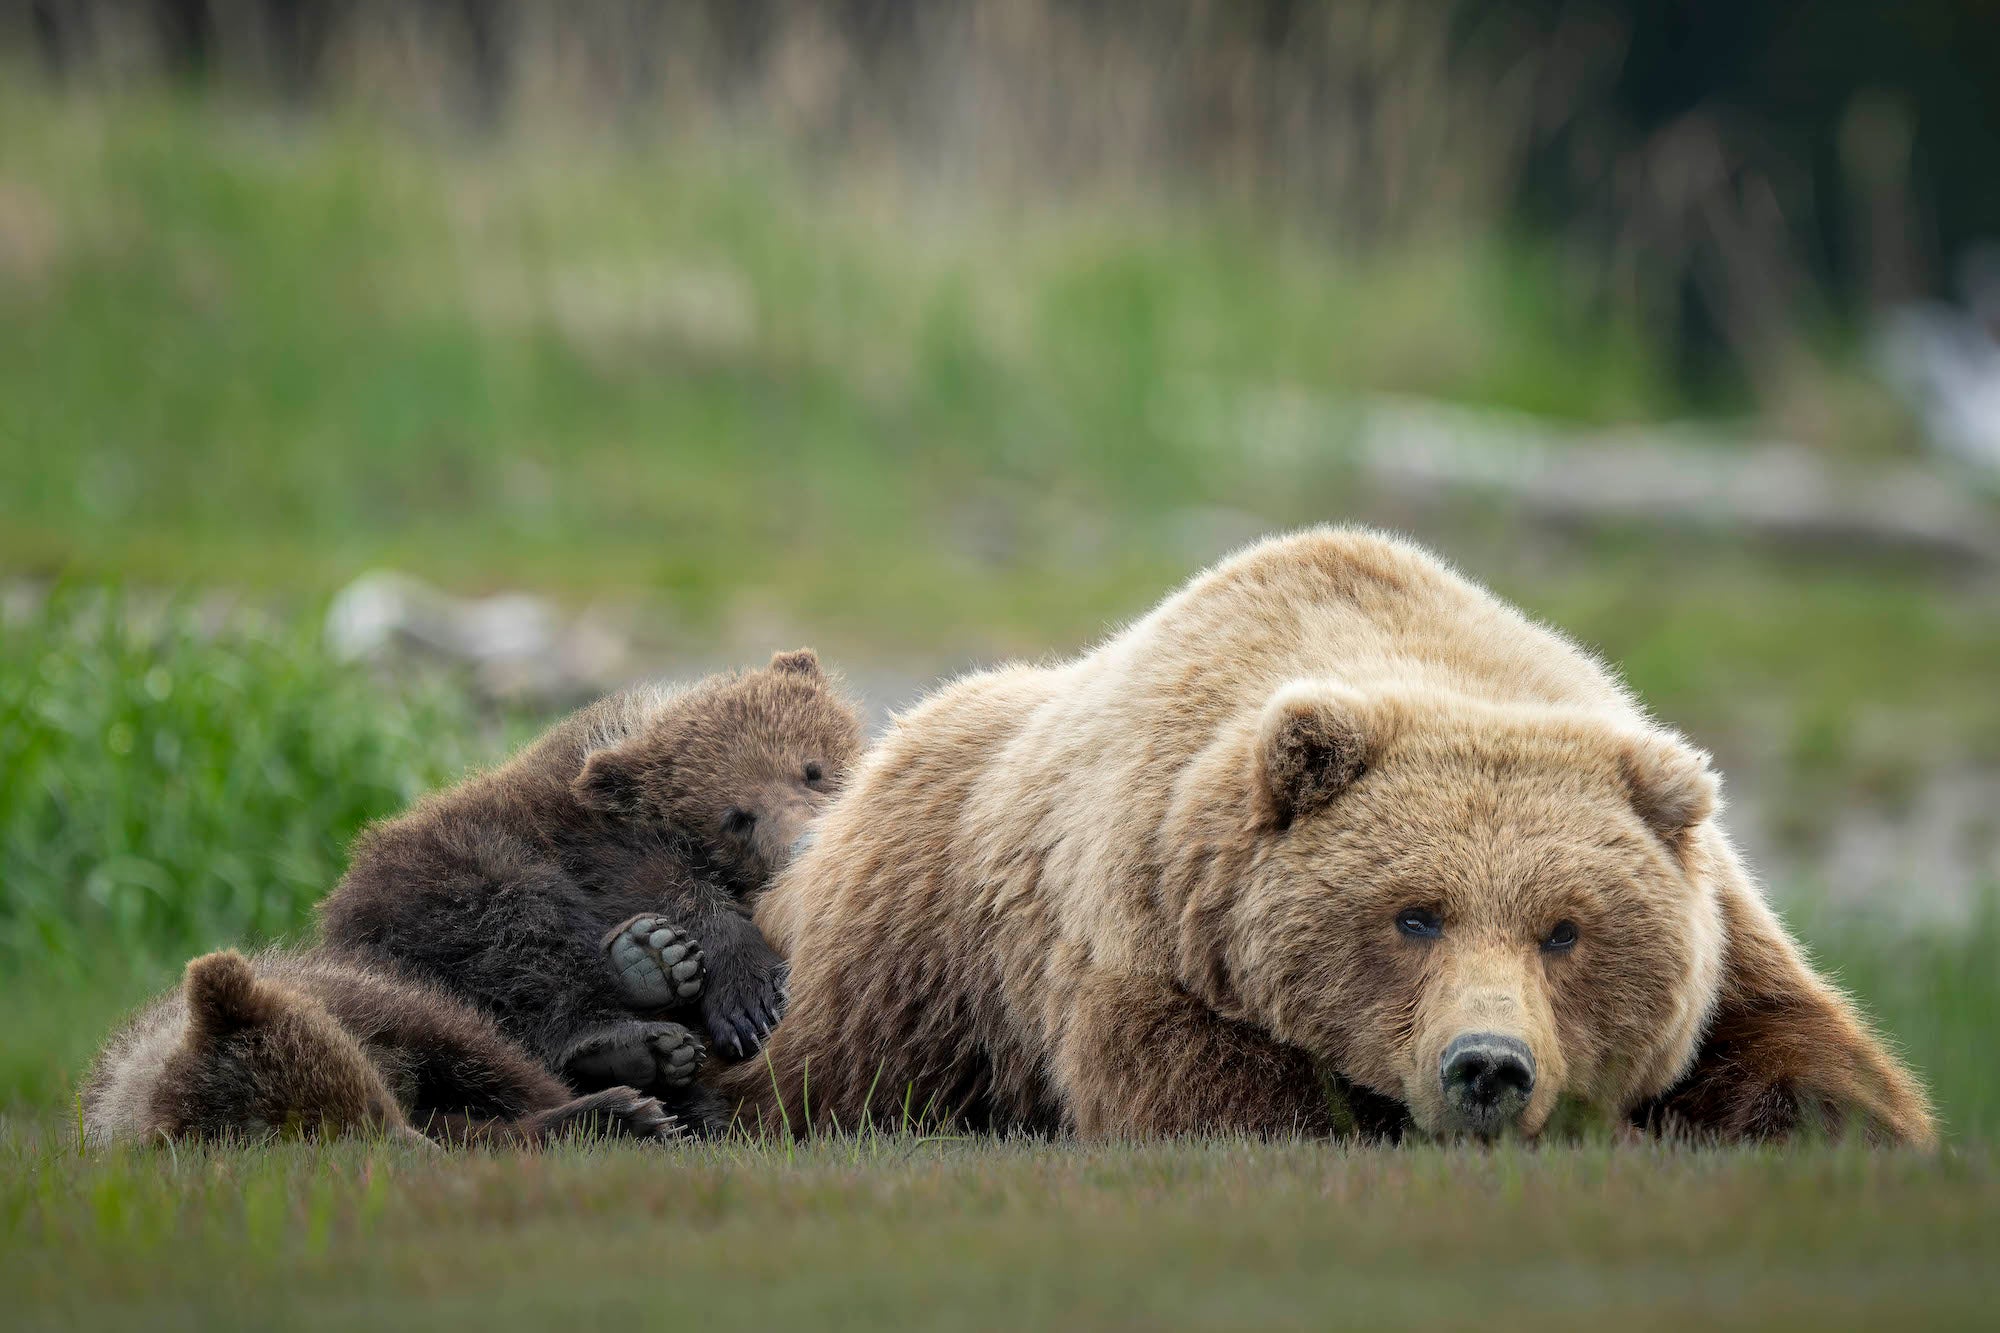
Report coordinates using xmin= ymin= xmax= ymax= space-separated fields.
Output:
xmin=1439 ymin=1032 xmax=1536 ymax=1138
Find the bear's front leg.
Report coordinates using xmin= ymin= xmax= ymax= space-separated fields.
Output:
xmin=686 ymin=910 xmax=791 ymax=1061
xmin=1051 ymin=971 xmax=1337 ymax=1138
xmin=603 ymin=903 xmax=787 ymax=1061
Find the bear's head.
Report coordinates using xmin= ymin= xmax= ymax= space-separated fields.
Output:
xmin=573 ymin=650 xmax=866 ymax=893
xmin=155 ymin=952 xmax=422 ymax=1146
xmin=1172 ymin=681 xmax=1731 ymax=1141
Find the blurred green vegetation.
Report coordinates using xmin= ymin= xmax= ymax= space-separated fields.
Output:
xmin=0 ymin=593 xmax=493 ymax=968
xmin=1 ymin=83 xmax=1669 ymax=626
xmin=2 ymin=86 xmax=1993 ymax=739
xmin=1 ymin=84 xmax=1995 ymax=1143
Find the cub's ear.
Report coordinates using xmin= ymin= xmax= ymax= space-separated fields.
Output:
xmin=573 ymin=742 xmax=648 ymax=815
xmin=1620 ymin=733 xmax=1718 ymax=845
xmin=1254 ymin=681 xmax=1371 ymax=829
xmin=1633 ymin=865 xmax=1937 ymax=1148
xmin=182 ymin=951 xmax=272 ymax=1046
xmin=769 ymin=648 xmax=822 ymax=678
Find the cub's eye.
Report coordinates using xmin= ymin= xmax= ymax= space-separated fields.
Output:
xmin=722 ymin=807 xmax=756 ymax=836
xmin=1395 ymin=908 xmax=1442 ymax=939
xmin=803 ymin=762 xmax=824 ymax=784
xmin=1543 ymin=920 xmax=1579 ymax=952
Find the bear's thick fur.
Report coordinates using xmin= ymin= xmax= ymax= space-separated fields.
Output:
xmin=719 ymin=529 xmax=1935 ymax=1145
xmin=318 ymin=650 xmax=864 ymax=1095
xmin=83 ymin=949 xmax=681 ymax=1147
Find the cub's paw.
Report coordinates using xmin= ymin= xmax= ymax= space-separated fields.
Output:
xmin=604 ymin=915 xmax=706 ymax=1010
xmin=700 ymin=949 xmax=789 ymax=1061
xmin=535 ymin=1087 xmax=683 ymax=1143
xmin=560 ymin=1020 xmax=706 ymax=1093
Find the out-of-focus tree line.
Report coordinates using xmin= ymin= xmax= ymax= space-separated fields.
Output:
xmin=7 ymin=0 xmax=1998 ymax=392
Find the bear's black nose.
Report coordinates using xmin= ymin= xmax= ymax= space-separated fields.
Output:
xmin=1439 ymin=1033 xmax=1535 ymax=1133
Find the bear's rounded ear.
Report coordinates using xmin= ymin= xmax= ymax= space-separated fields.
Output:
xmin=769 ymin=648 xmax=822 ymax=678
xmin=1620 ymin=733 xmax=1719 ymax=844
xmin=1255 ymin=681 xmax=1371 ymax=829
xmin=573 ymin=743 xmax=647 ymax=815
xmin=182 ymin=950 xmax=271 ymax=1046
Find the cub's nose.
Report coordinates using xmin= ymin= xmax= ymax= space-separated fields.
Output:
xmin=1439 ymin=1033 xmax=1535 ymax=1134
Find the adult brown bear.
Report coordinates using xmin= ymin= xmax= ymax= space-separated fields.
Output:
xmin=718 ymin=528 xmax=1935 ymax=1145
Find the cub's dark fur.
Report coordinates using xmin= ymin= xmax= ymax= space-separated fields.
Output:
xmin=83 ymin=949 xmax=680 ymax=1147
xmin=316 ymin=650 xmax=863 ymax=1120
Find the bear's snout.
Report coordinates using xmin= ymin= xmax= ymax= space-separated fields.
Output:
xmin=1439 ymin=1032 xmax=1535 ymax=1137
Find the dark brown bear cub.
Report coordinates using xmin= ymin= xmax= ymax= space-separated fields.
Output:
xmin=84 ymin=949 xmax=680 ymax=1147
xmin=316 ymin=650 xmax=863 ymax=1123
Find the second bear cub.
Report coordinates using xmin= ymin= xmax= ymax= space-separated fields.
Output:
xmin=84 ymin=949 xmax=682 ymax=1148
xmin=317 ymin=650 xmax=864 ymax=1107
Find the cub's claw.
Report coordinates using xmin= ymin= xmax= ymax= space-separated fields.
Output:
xmin=535 ymin=1087 xmax=684 ymax=1143
xmin=605 ymin=914 xmax=706 ymax=1010
xmin=702 ymin=961 xmax=789 ymax=1060
xmin=657 ymin=1084 xmax=737 ymax=1139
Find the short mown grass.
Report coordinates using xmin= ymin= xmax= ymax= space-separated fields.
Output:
xmin=3 ymin=1130 xmax=1995 ymax=1331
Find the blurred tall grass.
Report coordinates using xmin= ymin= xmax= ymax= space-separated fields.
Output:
xmin=0 ymin=72 xmax=1677 ymax=633
xmin=19 ymin=0 xmax=1995 ymax=423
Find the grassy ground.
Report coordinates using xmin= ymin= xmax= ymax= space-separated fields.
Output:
xmin=5 ymin=1131 xmax=1996 ymax=1331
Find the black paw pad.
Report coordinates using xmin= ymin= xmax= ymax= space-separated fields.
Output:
xmin=561 ymin=1021 xmax=706 ymax=1093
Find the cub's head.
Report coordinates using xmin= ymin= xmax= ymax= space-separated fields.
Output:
xmin=1179 ymin=682 xmax=1725 ymax=1141
xmin=573 ymin=650 xmax=865 ymax=892
xmin=152 ymin=952 xmax=420 ymax=1146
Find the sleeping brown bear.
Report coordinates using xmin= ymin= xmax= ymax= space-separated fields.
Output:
xmin=720 ymin=529 xmax=1936 ymax=1146
xmin=317 ymin=650 xmax=864 ymax=1127
xmin=83 ymin=948 xmax=681 ymax=1147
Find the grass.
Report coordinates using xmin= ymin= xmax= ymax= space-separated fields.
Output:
xmin=0 ymin=83 xmax=1699 ymax=630
xmin=3 ymin=85 xmax=1995 ymax=740
xmin=0 ymin=591 xmax=499 ymax=970
xmin=3 ymin=1131 xmax=1995 ymax=1330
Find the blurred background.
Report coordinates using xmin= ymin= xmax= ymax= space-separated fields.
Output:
xmin=1 ymin=2 xmax=1996 ymax=1132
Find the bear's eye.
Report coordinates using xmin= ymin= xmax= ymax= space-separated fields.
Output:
xmin=1543 ymin=920 xmax=1579 ymax=952
xmin=722 ymin=807 xmax=756 ymax=836
xmin=803 ymin=762 xmax=824 ymax=784
xmin=1395 ymin=908 xmax=1442 ymax=939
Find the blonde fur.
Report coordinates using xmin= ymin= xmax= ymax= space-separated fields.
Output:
xmin=724 ymin=528 xmax=1934 ymax=1145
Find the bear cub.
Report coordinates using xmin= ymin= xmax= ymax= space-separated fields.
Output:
xmin=84 ymin=949 xmax=682 ymax=1147
xmin=316 ymin=649 xmax=864 ymax=1121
